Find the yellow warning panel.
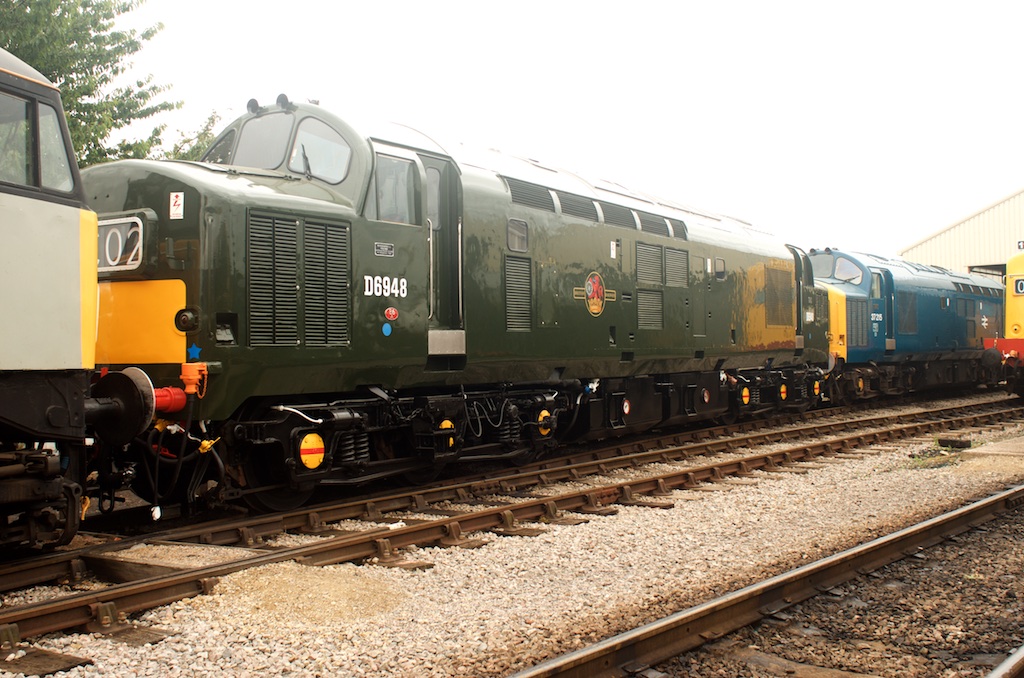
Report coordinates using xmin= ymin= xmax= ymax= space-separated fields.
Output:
xmin=96 ymin=279 xmax=186 ymax=365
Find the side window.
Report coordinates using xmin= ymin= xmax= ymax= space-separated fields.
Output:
xmin=507 ymin=219 xmax=528 ymax=252
xmin=375 ymin=155 xmax=415 ymax=224
xmin=0 ymin=91 xmax=32 ymax=186
xmin=869 ymin=272 xmax=883 ymax=298
xmin=286 ymin=117 xmax=351 ymax=184
xmin=426 ymin=167 xmax=441 ymax=231
xmin=714 ymin=257 xmax=726 ymax=281
xmin=38 ymin=103 xmax=73 ymax=192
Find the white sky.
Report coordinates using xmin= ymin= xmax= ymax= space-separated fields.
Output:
xmin=115 ymin=0 xmax=1024 ymax=256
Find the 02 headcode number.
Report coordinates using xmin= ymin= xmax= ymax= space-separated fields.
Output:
xmin=363 ymin=275 xmax=408 ymax=298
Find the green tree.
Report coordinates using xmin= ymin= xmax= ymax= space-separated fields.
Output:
xmin=162 ymin=111 xmax=220 ymax=161
xmin=0 ymin=0 xmax=179 ymax=166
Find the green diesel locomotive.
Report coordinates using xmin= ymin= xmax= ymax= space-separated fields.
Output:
xmin=82 ymin=95 xmax=828 ymax=512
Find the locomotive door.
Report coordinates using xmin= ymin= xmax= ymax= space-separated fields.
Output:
xmin=869 ymin=268 xmax=896 ymax=353
xmin=692 ymin=255 xmax=707 ymax=337
xmin=422 ymin=155 xmax=464 ymax=361
xmin=786 ymin=245 xmax=810 ymax=348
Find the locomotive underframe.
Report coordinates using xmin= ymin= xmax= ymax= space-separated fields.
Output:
xmin=830 ymin=354 xmax=1000 ymax=402
xmin=115 ymin=362 xmax=828 ymax=514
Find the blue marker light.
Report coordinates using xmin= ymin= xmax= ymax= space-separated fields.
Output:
xmin=382 ymin=323 xmax=393 ymax=337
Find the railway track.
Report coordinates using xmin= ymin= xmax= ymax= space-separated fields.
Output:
xmin=512 ymin=483 xmax=1024 ymax=678
xmin=1 ymin=393 xmax=1021 ymax=673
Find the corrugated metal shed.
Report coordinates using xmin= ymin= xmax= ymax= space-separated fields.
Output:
xmin=899 ymin=188 xmax=1024 ymax=277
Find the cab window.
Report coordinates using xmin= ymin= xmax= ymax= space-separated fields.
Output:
xmin=373 ymin=155 xmax=415 ymax=224
xmin=232 ymin=111 xmax=293 ymax=168
xmin=203 ymin=129 xmax=235 ymax=164
xmin=833 ymin=256 xmax=863 ymax=284
xmin=0 ymin=91 xmax=31 ymax=186
xmin=39 ymin=103 xmax=73 ymax=191
xmin=286 ymin=117 xmax=351 ymax=184
xmin=0 ymin=92 xmax=74 ymax=193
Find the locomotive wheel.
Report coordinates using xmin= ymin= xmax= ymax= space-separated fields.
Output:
xmin=402 ymin=464 xmax=444 ymax=486
xmin=53 ymin=482 xmax=82 ymax=547
xmin=242 ymin=445 xmax=314 ymax=513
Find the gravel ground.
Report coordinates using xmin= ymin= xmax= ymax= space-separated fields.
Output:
xmin=660 ymin=488 xmax=1024 ymax=676
xmin=4 ymin=399 xmax=1024 ymax=677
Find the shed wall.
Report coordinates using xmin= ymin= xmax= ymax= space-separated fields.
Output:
xmin=900 ymin=189 xmax=1024 ymax=275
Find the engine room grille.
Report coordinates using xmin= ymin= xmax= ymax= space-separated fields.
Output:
xmin=556 ymin=191 xmax=599 ymax=221
xmin=248 ymin=212 xmax=351 ymax=347
xmin=505 ymin=256 xmax=532 ymax=332
xmin=765 ymin=267 xmax=794 ymax=327
xmin=665 ymin=248 xmax=689 ymax=287
xmin=504 ymin=177 xmax=555 ymax=212
xmin=599 ymin=202 xmax=637 ymax=229
xmin=637 ymin=289 xmax=664 ymax=330
xmin=669 ymin=218 xmax=688 ymax=240
xmin=637 ymin=211 xmax=670 ymax=237
xmin=636 ymin=243 xmax=663 ymax=285
xmin=847 ymin=298 xmax=869 ymax=347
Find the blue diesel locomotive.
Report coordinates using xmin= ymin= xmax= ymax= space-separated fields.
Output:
xmin=810 ymin=248 xmax=1003 ymax=401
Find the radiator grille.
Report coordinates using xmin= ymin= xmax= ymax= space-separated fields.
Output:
xmin=505 ymin=256 xmax=532 ymax=331
xmin=847 ymin=298 xmax=869 ymax=347
xmin=249 ymin=214 xmax=299 ymax=346
xmin=248 ymin=212 xmax=350 ymax=347
xmin=637 ymin=289 xmax=664 ymax=330
xmin=303 ymin=221 xmax=350 ymax=345
xmin=765 ymin=267 xmax=794 ymax=327
xmin=636 ymin=243 xmax=663 ymax=285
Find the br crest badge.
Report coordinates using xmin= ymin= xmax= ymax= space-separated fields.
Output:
xmin=573 ymin=271 xmax=617 ymax=317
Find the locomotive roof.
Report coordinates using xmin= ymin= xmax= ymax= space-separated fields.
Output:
xmin=214 ymin=98 xmax=790 ymax=257
xmin=812 ymin=248 xmax=1002 ymax=294
xmin=0 ymin=48 xmax=54 ymax=89
xmin=352 ymin=107 xmax=786 ymax=256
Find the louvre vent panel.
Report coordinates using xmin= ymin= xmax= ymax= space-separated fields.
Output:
xmin=637 ymin=289 xmax=664 ymax=330
xmin=665 ymin=248 xmax=689 ymax=287
xmin=897 ymin=291 xmax=917 ymax=334
xmin=637 ymin=211 xmax=670 ymax=237
xmin=847 ymin=298 xmax=869 ymax=347
xmin=599 ymin=202 xmax=636 ymax=229
xmin=765 ymin=268 xmax=794 ymax=327
xmin=557 ymin=191 xmax=599 ymax=221
xmin=636 ymin=243 xmax=664 ymax=285
xmin=249 ymin=214 xmax=299 ymax=346
xmin=505 ymin=256 xmax=533 ymax=331
xmin=304 ymin=221 xmax=351 ymax=346
xmin=249 ymin=213 xmax=350 ymax=348
xmin=669 ymin=219 xmax=688 ymax=239
xmin=504 ymin=177 xmax=555 ymax=212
